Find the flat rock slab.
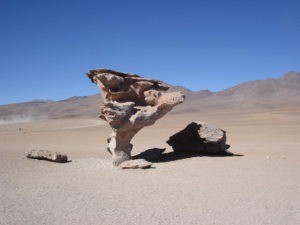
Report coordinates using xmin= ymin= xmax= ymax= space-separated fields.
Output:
xmin=25 ymin=150 xmax=69 ymax=163
xmin=119 ymin=159 xmax=152 ymax=169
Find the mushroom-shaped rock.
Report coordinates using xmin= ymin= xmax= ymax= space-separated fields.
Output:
xmin=167 ymin=122 xmax=232 ymax=155
xmin=87 ymin=69 xmax=185 ymax=165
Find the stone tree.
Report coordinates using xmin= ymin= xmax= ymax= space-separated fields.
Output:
xmin=87 ymin=69 xmax=185 ymax=165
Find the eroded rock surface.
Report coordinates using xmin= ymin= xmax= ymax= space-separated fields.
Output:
xmin=25 ymin=150 xmax=68 ymax=163
xmin=87 ymin=69 xmax=185 ymax=165
xmin=167 ymin=122 xmax=232 ymax=155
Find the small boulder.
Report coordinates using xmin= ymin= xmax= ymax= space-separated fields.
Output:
xmin=119 ymin=159 xmax=152 ymax=169
xmin=167 ymin=122 xmax=232 ymax=155
xmin=25 ymin=150 xmax=69 ymax=163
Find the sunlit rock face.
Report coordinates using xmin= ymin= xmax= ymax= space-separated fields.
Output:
xmin=87 ymin=69 xmax=185 ymax=165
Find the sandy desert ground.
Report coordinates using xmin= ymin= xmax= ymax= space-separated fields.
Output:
xmin=0 ymin=106 xmax=299 ymax=225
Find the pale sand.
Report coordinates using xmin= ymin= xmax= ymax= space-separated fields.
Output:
xmin=0 ymin=107 xmax=300 ymax=225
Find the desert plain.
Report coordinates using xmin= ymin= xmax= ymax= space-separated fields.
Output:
xmin=0 ymin=106 xmax=299 ymax=225
xmin=1 ymin=73 xmax=300 ymax=225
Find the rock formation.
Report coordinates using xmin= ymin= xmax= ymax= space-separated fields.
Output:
xmin=25 ymin=150 xmax=69 ymax=163
xmin=87 ymin=69 xmax=185 ymax=165
xmin=167 ymin=122 xmax=232 ymax=155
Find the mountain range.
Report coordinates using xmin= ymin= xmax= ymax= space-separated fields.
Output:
xmin=0 ymin=72 xmax=299 ymax=121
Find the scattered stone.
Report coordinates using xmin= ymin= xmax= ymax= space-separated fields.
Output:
xmin=119 ymin=159 xmax=152 ymax=169
xmin=167 ymin=122 xmax=232 ymax=155
xmin=87 ymin=69 xmax=185 ymax=166
xmin=25 ymin=150 xmax=68 ymax=163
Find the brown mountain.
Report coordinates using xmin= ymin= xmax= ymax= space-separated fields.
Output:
xmin=0 ymin=94 xmax=101 ymax=122
xmin=0 ymin=72 xmax=299 ymax=121
xmin=198 ymin=71 xmax=300 ymax=109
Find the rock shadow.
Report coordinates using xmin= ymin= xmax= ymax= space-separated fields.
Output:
xmin=133 ymin=148 xmax=243 ymax=163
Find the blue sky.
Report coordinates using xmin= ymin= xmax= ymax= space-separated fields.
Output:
xmin=0 ymin=0 xmax=299 ymax=105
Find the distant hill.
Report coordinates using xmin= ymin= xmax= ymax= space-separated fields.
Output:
xmin=166 ymin=85 xmax=213 ymax=100
xmin=0 ymin=72 xmax=299 ymax=121
xmin=0 ymin=94 xmax=101 ymax=121
xmin=201 ymin=71 xmax=300 ymax=108
xmin=217 ymin=71 xmax=300 ymax=100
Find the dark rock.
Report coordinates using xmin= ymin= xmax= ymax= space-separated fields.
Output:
xmin=167 ymin=122 xmax=232 ymax=155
